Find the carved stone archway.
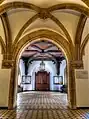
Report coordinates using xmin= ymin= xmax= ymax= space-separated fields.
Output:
xmin=7 ymin=29 xmax=79 ymax=109
xmin=0 ymin=36 xmax=6 ymax=54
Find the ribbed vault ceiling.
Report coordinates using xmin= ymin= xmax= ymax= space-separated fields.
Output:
xmin=0 ymin=0 xmax=89 ymax=61
xmin=1 ymin=0 xmax=88 ymax=8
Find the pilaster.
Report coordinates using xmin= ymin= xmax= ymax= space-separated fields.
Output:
xmin=2 ymin=59 xmax=16 ymax=109
xmin=68 ymin=60 xmax=83 ymax=109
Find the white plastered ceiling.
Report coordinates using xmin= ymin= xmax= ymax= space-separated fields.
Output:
xmin=7 ymin=8 xmax=37 ymax=42
xmin=21 ymin=18 xmax=66 ymax=39
xmin=51 ymin=11 xmax=80 ymax=44
xmin=4 ymin=9 xmax=80 ymax=44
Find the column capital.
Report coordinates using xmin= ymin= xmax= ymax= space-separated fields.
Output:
xmin=3 ymin=53 xmax=13 ymax=60
xmin=2 ymin=59 xmax=15 ymax=68
xmin=69 ymin=60 xmax=83 ymax=69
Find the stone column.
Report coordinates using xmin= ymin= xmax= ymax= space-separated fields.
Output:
xmin=68 ymin=60 xmax=83 ymax=109
xmin=75 ymin=44 xmax=81 ymax=60
xmin=2 ymin=59 xmax=16 ymax=109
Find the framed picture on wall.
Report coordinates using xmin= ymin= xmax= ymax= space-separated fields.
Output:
xmin=22 ymin=75 xmax=31 ymax=84
xmin=53 ymin=76 xmax=63 ymax=85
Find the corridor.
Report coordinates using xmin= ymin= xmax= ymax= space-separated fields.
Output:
xmin=0 ymin=92 xmax=89 ymax=119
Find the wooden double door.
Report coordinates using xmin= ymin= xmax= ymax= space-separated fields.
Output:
xmin=35 ymin=71 xmax=50 ymax=91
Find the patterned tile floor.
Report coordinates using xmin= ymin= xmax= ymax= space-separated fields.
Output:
xmin=0 ymin=91 xmax=89 ymax=119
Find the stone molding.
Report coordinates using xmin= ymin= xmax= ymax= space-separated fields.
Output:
xmin=0 ymin=0 xmax=4 ymax=4
xmin=12 ymin=29 xmax=73 ymax=61
xmin=2 ymin=60 xmax=15 ymax=68
xmin=75 ymin=14 xmax=87 ymax=44
xmin=0 ymin=2 xmax=89 ymax=16
xmin=82 ymin=0 xmax=89 ymax=7
xmin=13 ymin=12 xmax=72 ymax=46
xmin=80 ymin=33 xmax=89 ymax=59
xmin=0 ymin=37 xmax=6 ymax=54
xmin=0 ymin=0 xmax=89 ymax=8
xmin=69 ymin=60 xmax=83 ymax=69
xmin=38 ymin=8 xmax=49 ymax=20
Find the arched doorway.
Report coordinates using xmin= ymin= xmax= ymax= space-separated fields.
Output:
xmin=8 ymin=29 xmax=76 ymax=109
xmin=18 ymin=39 xmax=67 ymax=92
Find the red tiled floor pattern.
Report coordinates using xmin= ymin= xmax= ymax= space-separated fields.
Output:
xmin=0 ymin=91 xmax=89 ymax=119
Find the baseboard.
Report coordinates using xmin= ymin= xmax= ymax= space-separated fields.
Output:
xmin=0 ymin=107 xmax=8 ymax=109
xmin=77 ymin=107 xmax=89 ymax=109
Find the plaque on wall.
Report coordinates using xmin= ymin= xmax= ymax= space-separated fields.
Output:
xmin=75 ymin=70 xmax=88 ymax=79
xmin=22 ymin=75 xmax=31 ymax=84
xmin=53 ymin=76 xmax=63 ymax=84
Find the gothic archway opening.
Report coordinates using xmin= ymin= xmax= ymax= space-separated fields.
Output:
xmin=16 ymin=38 xmax=68 ymax=110
xmin=8 ymin=30 xmax=75 ymax=110
xmin=18 ymin=39 xmax=67 ymax=92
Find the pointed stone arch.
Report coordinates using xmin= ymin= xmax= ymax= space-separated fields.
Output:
xmin=13 ymin=29 xmax=74 ymax=61
xmin=80 ymin=33 xmax=89 ymax=59
xmin=0 ymin=2 xmax=89 ymax=16
xmin=0 ymin=36 xmax=6 ymax=54
xmin=7 ymin=29 xmax=78 ymax=109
